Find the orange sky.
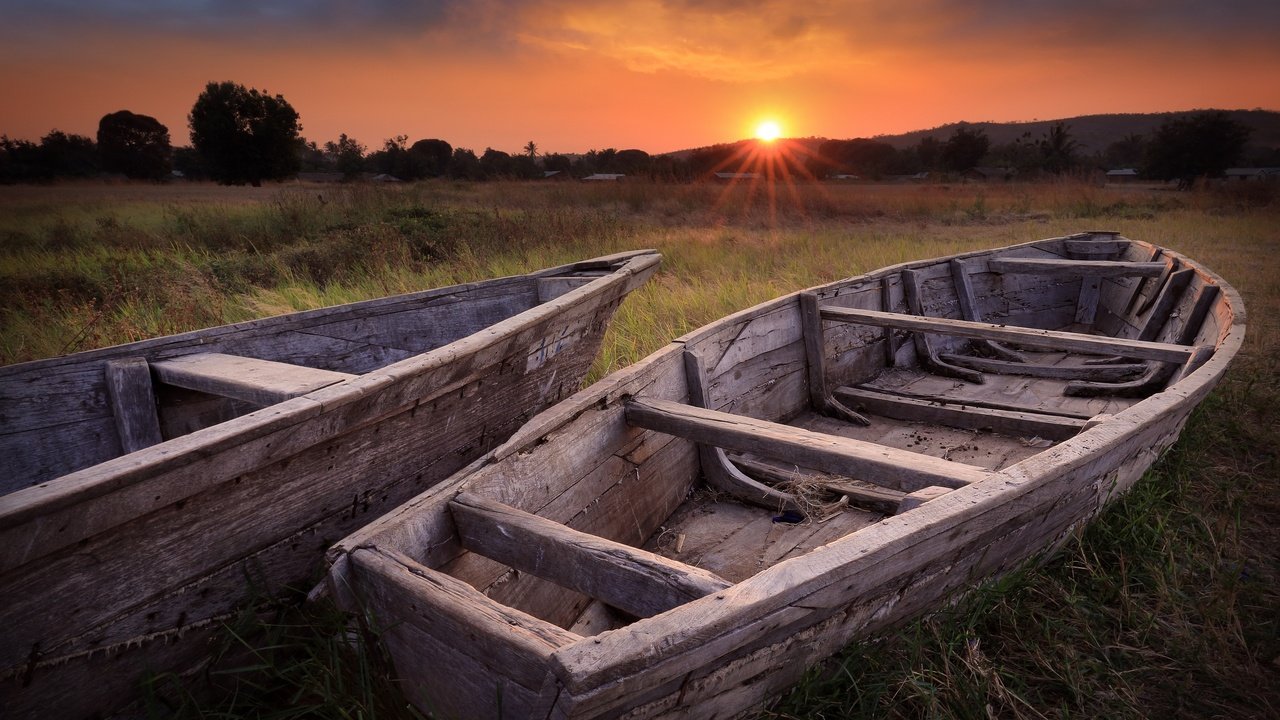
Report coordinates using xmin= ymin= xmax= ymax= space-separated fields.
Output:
xmin=3 ymin=1 xmax=1279 ymax=154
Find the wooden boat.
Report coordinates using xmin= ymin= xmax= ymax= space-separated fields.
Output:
xmin=324 ymin=232 xmax=1243 ymax=720
xmin=0 ymin=249 xmax=660 ymax=719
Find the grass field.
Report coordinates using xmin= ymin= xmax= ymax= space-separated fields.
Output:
xmin=1 ymin=178 xmax=1276 ymax=718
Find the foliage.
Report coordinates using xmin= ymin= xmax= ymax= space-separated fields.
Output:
xmin=1144 ymin=111 xmax=1251 ymax=184
xmin=98 ymin=110 xmax=171 ymax=180
xmin=408 ymin=138 xmax=452 ymax=178
xmin=1038 ymin=121 xmax=1079 ymax=174
xmin=942 ymin=125 xmax=991 ymax=173
xmin=1104 ymin=133 xmax=1146 ymax=169
xmin=171 ymin=145 xmax=208 ymax=180
xmin=543 ymin=152 xmax=572 ymax=173
xmin=324 ymin=134 xmax=366 ymax=180
xmin=448 ymin=147 xmax=482 ymax=180
xmin=188 ymin=81 xmax=302 ymax=186
xmin=40 ymin=130 xmax=101 ymax=178
xmin=811 ymin=138 xmax=901 ymax=179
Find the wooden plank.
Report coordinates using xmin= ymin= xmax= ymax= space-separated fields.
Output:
xmin=537 ymin=276 xmax=595 ymax=302
xmin=833 ymin=386 xmax=1086 ymax=441
xmin=624 ymin=398 xmax=993 ymax=491
xmin=103 ymin=359 xmax=163 ymax=453
xmin=450 ymin=492 xmax=730 ymax=619
xmin=728 ymin=455 xmax=905 ymax=514
xmin=818 ymin=306 xmax=1196 ymax=363
xmin=150 ymin=352 xmax=356 ymax=406
xmin=1136 ymin=268 xmax=1194 ymax=341
xmin=800 ymin=291 xmax=829 ymax=412
xmin=1136 ymin=257 xmax=1179 ymax=316
xmin=850 ymin=383 xmax=1099 ymax=420
xmin=350 ymin=547 xmax=578 ymax=690
xmin=895 ymin=486 xmax=953 ymax=513
xmin=1064 ymin=237 xmax=1128 ymax=256
xmin=937 ymin=354 xmax=1147 ymax=381
xmin=1075 ymin=275 xmax=1102 ymax=325
xmin=950 ymin=259 xmax=1026 ymax=361
xmin=901 ymin=268 xmax=983 ymax=383
xmin=988 ymin=258 xmax=1165 ymax=278
xmin=684 ymin=350 xmax=799 ymax=511
xmin=798 ymin=293 xmax=869 ymax=424
xmin=880 ymin=277 xmax=897 ymax=366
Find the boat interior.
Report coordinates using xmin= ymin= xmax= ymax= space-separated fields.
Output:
xmin=335 ymin=233 xmax=1235 ymax=703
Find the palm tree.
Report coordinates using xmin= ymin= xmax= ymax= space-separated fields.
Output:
xmin=523 ymin=141 xmax=538 ymax=159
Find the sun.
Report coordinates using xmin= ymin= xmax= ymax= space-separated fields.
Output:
xmin=755 ymin=120 xmax=782 ymax=142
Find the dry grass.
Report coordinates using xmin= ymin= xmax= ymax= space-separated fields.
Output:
xmin=0 ymin=178 xmax=1276 ymax=719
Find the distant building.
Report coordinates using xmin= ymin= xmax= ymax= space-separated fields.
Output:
xmin=369 ymin=173 xmax=402 ymax=183
xmin=962 ymin=167 xmax=1015 ymax=182
xmin=582 ymin=173 xmax=625 ymax=181
xmin=831 ymin=174 xmax=860 ymax=181
xmin=714 ymin=172 xmax=761 ymax=181
xmin=1224 ymin=167 xmax=1280 ymax=181
xmin=542 ymin=170 xmax=568 ymax=180
xmin=1106 ymin=168 xmax=1140 ymax=183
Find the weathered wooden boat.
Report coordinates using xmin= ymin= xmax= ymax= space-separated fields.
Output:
xmin=324 ymin=232 xmax=1243 ymax=719
xmin=0 ymin=249 xmax=660 ymax=719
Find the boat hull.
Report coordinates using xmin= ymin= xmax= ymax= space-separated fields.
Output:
xmin=0 ymin=250 xmax=660 ymax=719
xmin=326 ymin=233 xmax=1243 ymax=719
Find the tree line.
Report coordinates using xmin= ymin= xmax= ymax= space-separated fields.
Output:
xmin=1 ymin=81 xmax=1270 ymax=185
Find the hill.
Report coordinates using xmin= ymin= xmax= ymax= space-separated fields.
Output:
xmin=669 ymin=109 xmax=1280 ymax=159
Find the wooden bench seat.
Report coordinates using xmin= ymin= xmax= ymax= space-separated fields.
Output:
xmin=987 ymin=258 xmax=1166 ymax=277
xmin=150 ymin=352 xmax=356 ymax=406
xmin=625 ymin=398 xmax=993 ymax=491
xmin=817 ymin=306 xmax=1198 ymax=363
xmin=450 ymin=492 xmax=730 ymax=618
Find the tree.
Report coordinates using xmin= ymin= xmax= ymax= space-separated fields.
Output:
xmin=41 ymin=130 xmax=100 ymax=178
xmin=324 ymin=134 xmax=366 ymax=179
xmin=1103 ymin=133 xmax=1146 ymax=168
xmin=171 ymin=145 xmax=207 ymax=180
xmin=479 ymin=148 xmax=515 ymax=178
xmin=409 ymin=138 xmax=452 ymax=177
xmin=523 ymin=140 xmax=538 ymax=159
xmin=915 ymin=136 xmax=941 ymax=171
xmin=448 ymin=147 xmax=482 ymax=180
xmin=941 ymin=125 xmax=990 ymax=173
xmin=188 ymin=81 xmax=302 ymax=185
xmin=98 ymin=110 xmax=170 ymax=179
xmin=1038 ymin=122 xmax=1078 ymax=175
xmin=1144 ymin=112 xmax=1250 ymax=185
xmin=542 ymin=153 xmax=572 ymax=173
xmin=0 ymin=136 xmax=48 ymax=183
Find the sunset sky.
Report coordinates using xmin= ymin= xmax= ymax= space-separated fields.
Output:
xmin=3 ymin=1 xmax=1279 ymax=155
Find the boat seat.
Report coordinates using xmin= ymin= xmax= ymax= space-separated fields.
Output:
xmin=150 ymin=352 xmax=356 ymax=406
xmin=450 ymin=492 xmax=730 ymax=618
xmin=986 ymin=258 xmax=1166 ymax=277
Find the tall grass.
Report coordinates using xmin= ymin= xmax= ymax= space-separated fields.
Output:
xmin=1 ymin=178 xmax=1276 ymax=718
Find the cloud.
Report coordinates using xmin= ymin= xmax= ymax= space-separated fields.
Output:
xmin=4 ymin=0 xmax=1278 ymax=80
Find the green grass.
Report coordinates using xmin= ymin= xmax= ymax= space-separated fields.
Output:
xmin=1 ymin=178 xmax=1276 ymax=718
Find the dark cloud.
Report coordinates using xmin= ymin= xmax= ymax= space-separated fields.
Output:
xmin=1 ymin=1 xmax=466 ymax=39
xmin=5 ymin=1 xmax=1278 ymax=40
xmin=3 ymin=0 xmax=1277 ymax=62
